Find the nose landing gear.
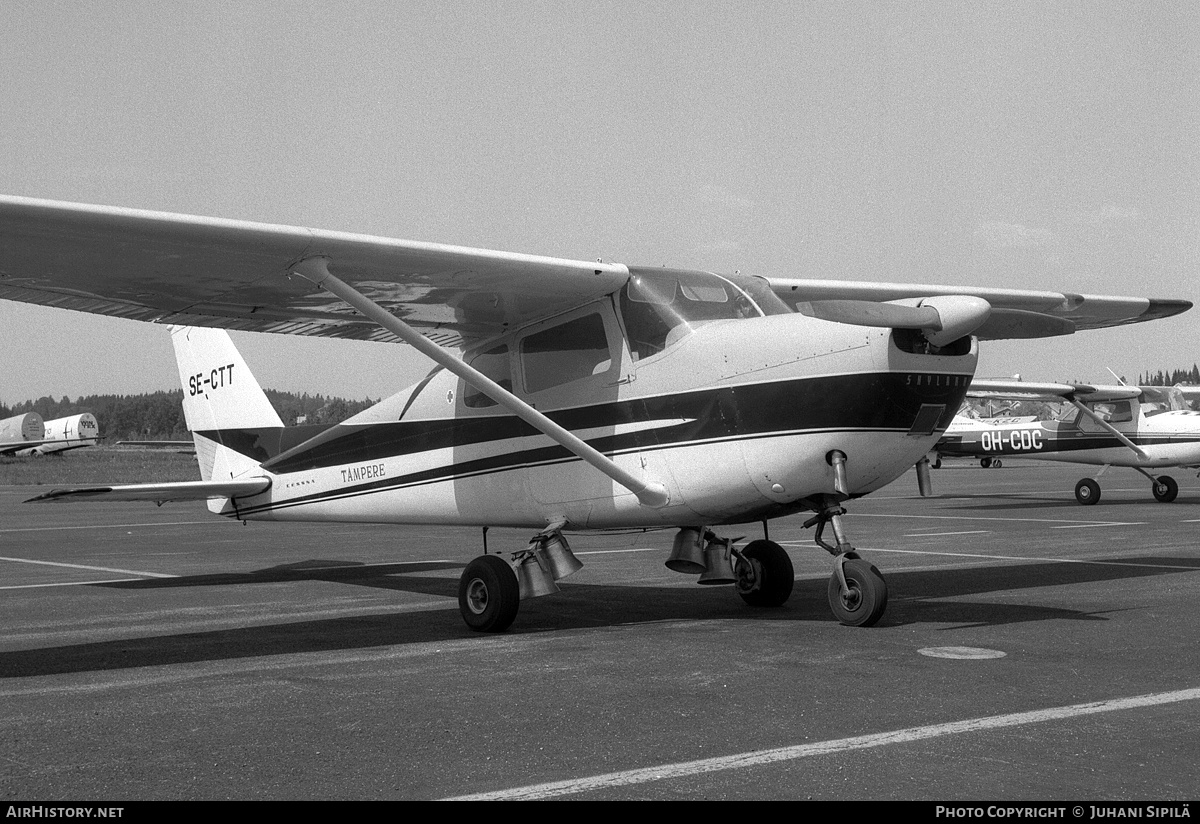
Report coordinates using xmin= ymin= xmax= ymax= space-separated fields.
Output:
xmin=804 ymin=498 xmax=888 ymax=627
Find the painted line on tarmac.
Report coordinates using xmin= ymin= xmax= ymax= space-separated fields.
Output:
xmin=773 ymin=543 xmax=1199 ymax=571
xmin=855 ymin=512 xmax=1144 ymax=526
xmin=0 ymin=520 xmax=233 ymax=534
xmin=904 ymin=530 xmax=990 ymax=537
xmin=849 ymin=547 xmax=1200 ymax=571
xmin=446 ymin=687 xmax=1200 ymax=800
xmin=0 ymin=578 xmax=152 ymax=590
xmin=1049 ymin=522 xmax=1144 ymax=529
xmin=0 ymin=555 xmax=177 ymax=579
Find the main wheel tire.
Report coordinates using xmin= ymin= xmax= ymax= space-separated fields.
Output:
xmin=992 ymin=459 xmax=1003 ymax=468
xmin=735 ymin=539 xmax=795 ymax=607
xmin=1075 ymin=478 xmax=1101 ymax=505
xmin=458 ymin=555 xmax=520 ymax=633
xmin=1152 ymin=475 xmax=1179 ymax=503
xmin=827 ymin=558 xmax=888 ymax=627
xmin=980 ymin=457 xmax=993 ymax=469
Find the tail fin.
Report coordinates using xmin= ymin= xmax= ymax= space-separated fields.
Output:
xmin=170 ymin=326 xmax=283 ymax=483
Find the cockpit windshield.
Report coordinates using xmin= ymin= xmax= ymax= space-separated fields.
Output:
xmin=620 ymin=268 xmax=789 ymax=360
xmin=1140 ymin=386 xmax=1187 ymax=416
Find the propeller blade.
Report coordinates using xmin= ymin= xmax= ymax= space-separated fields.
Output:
xmin=798 ymin=296 xmax=992 ymax=346
xmin=973 ymin=308 xmax=1076 ymax=340
xmin=796 ymin=300 xmax=941 ymax=329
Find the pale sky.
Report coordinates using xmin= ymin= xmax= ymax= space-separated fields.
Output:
xmin=2 ymin=1 xmax=1197 ymax=406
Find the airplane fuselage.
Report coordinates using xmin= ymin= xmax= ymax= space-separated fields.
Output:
xmin=201 ymin=272 xmax=976 ymax=529
xmin=938 ymin=410 xmax=1200 ymax=468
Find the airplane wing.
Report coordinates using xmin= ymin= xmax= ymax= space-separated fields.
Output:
xmin=25 ymin=477 xmax=271 ymax=504
xmin=1 ymin=196 xmax=1188 ymax=351
xmin=966 ymin=379 xmax=1142 ymax=402
xmin=0 ymin=195 xmax=630 ymax=350
xmin=767 ymin=278 xmax=1190 ymax=339
xmin=0 ymin=440 xmax=49 ymax=456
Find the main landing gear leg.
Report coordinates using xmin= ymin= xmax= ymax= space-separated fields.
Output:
xmin=804 ymin=499 xmax=888 ymax=627
xmin=1132 ymin=467 xmax=1179 ymax=503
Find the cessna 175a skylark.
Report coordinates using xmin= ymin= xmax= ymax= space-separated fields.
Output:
xmin=933 ymin=380 xmax=1200 ymax=505
xmin=0 ymin=195 xmax=1190 ymax=631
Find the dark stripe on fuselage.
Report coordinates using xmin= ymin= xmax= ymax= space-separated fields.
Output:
xmin=192 ymin=423 xmax=336 ymax=463
xmin=203 ymin=372 xmax=969 ymax=517
xmin=230 ymin=425 xmax=911 ymax=517
xmin=241 ymin=372 xmax=971 ymax=474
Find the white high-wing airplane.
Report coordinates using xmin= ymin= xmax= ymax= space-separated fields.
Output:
xmin=933 ymin=380 xmax=1200 ymax=505
xmin=13 ymin=413 xmax=100 ymax=456
xmin=0 ymin=412 xmax=47 ymax=455
xmin=0 ymin=195 xmax=1191 ymax=631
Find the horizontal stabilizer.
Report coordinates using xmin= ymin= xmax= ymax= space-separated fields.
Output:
xmin=26 ymin=477 xmax=271 ymax=505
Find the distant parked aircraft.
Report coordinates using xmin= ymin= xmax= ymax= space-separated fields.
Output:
xmin=15 ymin=413 xmax=100 ymax=456
xmin=0 ymin=412 xmax=47 ymax=455
xmin=933 ymin=380 xmax=1200 ymax=504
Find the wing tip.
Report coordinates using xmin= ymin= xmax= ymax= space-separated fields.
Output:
xmin=25 ymin=487 xmax=113 ymax=503
xmin=1144 ymin=299 xmax=1192 ymax=321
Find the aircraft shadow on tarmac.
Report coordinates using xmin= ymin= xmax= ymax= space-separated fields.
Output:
xmin=2 ymin=555 xmax=1199 ymax=679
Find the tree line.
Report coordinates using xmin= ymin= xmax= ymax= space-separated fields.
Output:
xmin=1136 ymin=365 xmax=1200 ymax=386
xmin=0 ymin=390 xmax=377 ymax=440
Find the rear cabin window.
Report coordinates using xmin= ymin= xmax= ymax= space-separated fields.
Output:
xmin=463 ymin=344 xmax=512 ymax=408
xmin=520 ymin=312 xmax=612 ymax=394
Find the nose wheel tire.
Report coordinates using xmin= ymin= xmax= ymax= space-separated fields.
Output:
xmin=1152 ymin=475 xmax=1179 ymax=503
xmin=827 ymin=558 xmax=888 ymax=627
xmin=735 ymin=539 xmax=795 ymax=607
xmin=1075 ymin=478 xmax=1101 ymax=505
xmin=459 ymin=555 xmax=520 ymax=632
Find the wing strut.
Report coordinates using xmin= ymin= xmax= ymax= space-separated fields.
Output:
xmin=291 ymin=257 xmax=670 ymax=508
xmin=1066 ymin=397 xmax=1149 ymax=461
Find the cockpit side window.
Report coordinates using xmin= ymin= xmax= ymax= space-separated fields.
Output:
xmin=1086 ymin=400 xmax=1133 ymax=423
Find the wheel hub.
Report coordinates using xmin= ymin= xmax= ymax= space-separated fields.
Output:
xmin=465 ymin=578 xmax=489 ymax=615
xmin=735 ymin=558 xmax=762 ymax=595
xmin=839 ymin=583 xmax=862 ymax=612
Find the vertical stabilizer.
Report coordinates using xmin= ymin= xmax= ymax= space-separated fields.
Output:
xmin=169 ymin=326 xmax=283 ymax=483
